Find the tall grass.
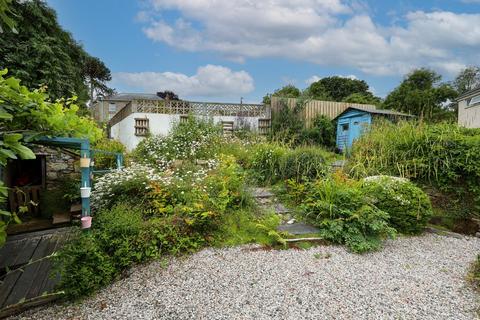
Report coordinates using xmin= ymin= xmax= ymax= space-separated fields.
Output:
xmin=348 ymin=121 xmax=480 ymax=216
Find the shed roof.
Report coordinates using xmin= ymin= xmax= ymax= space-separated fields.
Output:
xmin=456 ymin=87 xmax=480 ymax=101
xmin=334 ymin=106 xmax=413 ymax=120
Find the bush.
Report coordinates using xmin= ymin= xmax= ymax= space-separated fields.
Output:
xmin=133 ymin=115 xmax=222 ymax=167
xmin=249 ymin=143 xmax=332 ymax=184
xmin=361 ymin=176 xmax=433 ymax=234
xmin=55 ymin=232 xmax=116 ymax=299
xmin=280 ymin=147 xmax=330 ymax=182
xmin=91 ymin=163 xmax=163 ymax=211
xmin=298 ymin=115 xmax=336 ymax=149
xmin=296 ymin=175 xmax=396 ymax=253
xmin=349 ymin=121 xmax=480 ymax=218
xmin=92 ymin=138 xmax=127 ymax=170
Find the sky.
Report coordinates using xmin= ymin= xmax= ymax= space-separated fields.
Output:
xmin=47 ymin=0 xmax=480 ymax=103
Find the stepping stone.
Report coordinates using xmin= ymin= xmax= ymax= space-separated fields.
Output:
xmin=277 ymin=223 xmax=320 ymax=235
xmin=251 ymin=188 xmax=274 ymax=198
xmin=273 ymin=203 xmax=290 ymax=214
xmin=331 ymin=160 xmax=347 ymax=169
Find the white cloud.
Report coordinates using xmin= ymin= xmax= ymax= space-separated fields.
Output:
xmin=141 ymin=0 xmax=480 ymax=77
xmin=113 ymin=65 xmax=254 ymax=98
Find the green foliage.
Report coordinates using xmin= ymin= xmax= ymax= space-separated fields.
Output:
xmin=470 ymin=255 xmax=480 ymax=289
xmin=249 ymin=143 xmax=332 ymax=184
xmin=305 ymin=76 xmax=376 ymax=102
xmin=293 ymin=176 xmax=396 ymax=253
xmin=0 ymin=70 xmax=102 ymax=246
xmin=299 ymin=115 xmax=336 ymax=148
xmin=263 ymin=84 xmax=301 ymax=104
xmin=342 ymin=92 xmax=381 ymax=106
xmin=349 ymin=121 xmax=480 ymax=218
xmin=55 ymin=231 xmax=116 ymax=299
xmin=93 ymin=138 xmax=126 ymax=170
xmin=453 ymin=66 xmax=480 ymax=95
xmin=384 ymin=68 xmax=458 ymax=122
xmin=361 ymin=176 xmax=433 ymax=234
xmin=133 ymin=115 xmax=222 ymax=166
xmin=0 ymin=0 xmax=17 ymax=33
xmin=39 ymin=175 xmax=80 ymax=219
xmin=0 ymin=0 xmax=112 ymax=106
xmin=270 ymin=99 xmax=305 ymax=143
xmin=83 ymin=56 xmax=114 ymax=102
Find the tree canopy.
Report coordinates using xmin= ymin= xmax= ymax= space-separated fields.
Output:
xmin=305 ymin=76 xmax=375 ymax=102
xmin=0 ymin=0 xmax=112 ymax=106
xmin=453 ymin=66 xmax=480 ymax=95
xmin=383 ymin=68 xmax=457 ymax=122
xmin=263 ymin=84 xmax=301 ymax=104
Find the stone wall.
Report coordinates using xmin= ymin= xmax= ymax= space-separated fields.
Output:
xmin=33 ymin=146 xmax=80 ymax=190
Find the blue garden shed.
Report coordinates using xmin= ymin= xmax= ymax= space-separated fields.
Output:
xmin=334 ymin=107 xmax=412 ymax=152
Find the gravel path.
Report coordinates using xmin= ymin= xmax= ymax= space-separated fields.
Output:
xmin=10 ymin=234 xmax=480 ymax=320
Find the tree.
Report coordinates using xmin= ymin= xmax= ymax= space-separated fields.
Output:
xmin=0 ymin=0 xmax=112 ymax=108
xmin=306 ymin=76 xmax=373 ymax=101
xmin=453 ymin=66 xmax=480 ymax=95
xmin=343 ymin=92 xmax=382 ymax=106
xmin=83 ymin=56 xmax=114 ymax=103
xmin=384 ymin=68 xmax=457 ymax=122
xmin=0 ymin=0 xmax=16 ymax=33
xmin=263 ymin=84 xmax=301 ymax=105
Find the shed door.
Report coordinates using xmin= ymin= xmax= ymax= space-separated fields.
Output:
xmin=348 ymin=116 xmax=370 ymax=147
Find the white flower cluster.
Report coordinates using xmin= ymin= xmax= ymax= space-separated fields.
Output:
xmin=91 ymin=162 xmax=163 ymax=210
xmin=363 ymin=175 xmax=411 ymax=206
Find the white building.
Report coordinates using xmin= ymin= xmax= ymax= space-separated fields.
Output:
xmin=109 ymin=98 xmax=271 ymax=151
xmin=458 ymin=87 xmax=480 ymax=128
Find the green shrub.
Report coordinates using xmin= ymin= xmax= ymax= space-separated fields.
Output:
xmin=133 ymin=115 xmax=222 ymax=166
xmin=295 ymin=176 xmax=396 ymax=253
xmin=249 ymin=142 xmax=288 ymax=184
xmin=249 ymin=143 xmax=332 ymax=184
xmin=361 ymin=176 xmax=433 ymax=234
xmin=349 ymin=121 xmax=480 ymax=218
xmin=55 ymin=232 xmax=116 ymax=299
xmin=298 ymin=115 xmax=336 ymax=148
xmin=470 ymin=255 xmax=480 ymax=289
xmin=279 ymin=146 xmax=330 ymax=182
xmin=93 ymin=138 xmax=127 ymax=170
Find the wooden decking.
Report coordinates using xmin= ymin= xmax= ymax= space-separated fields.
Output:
xmin=0 ymin=227 xmax=71 ymax=318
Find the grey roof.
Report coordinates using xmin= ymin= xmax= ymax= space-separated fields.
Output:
xmin=335 ymin=106 xmax=413 ymax=119
xmin=101 ymin=93 xmax=164 ymax=102
xmin=456 ymin=87 xmax=480 ymax=101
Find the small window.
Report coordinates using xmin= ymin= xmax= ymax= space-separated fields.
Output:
xmin=109 ymin=103 xmax=116 ymax=113
xmin=341 ymin=123 xmax=349 ymax=132
xmin=353 ymin=121 xmax=359 ymax=125
xmin=467 ymin=95 xmax=480 ymax=107
xmin=222 ymin=121 xmax=234 ymax=135
xmin=135 ymin=118 xmax=149 ymax=136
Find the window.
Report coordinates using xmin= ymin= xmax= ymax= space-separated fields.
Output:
xmin=109 ymin=103 xmax=117 ymax=113
xmin=221 ymin=121 xmax=234 ymax=135
xmin=341 ymin=123 xmax=349 ymax=132
xmin=135 ymin=118 xmax=149 ymax=136
xmin=467 ymin=95 xmax=480 ymax=107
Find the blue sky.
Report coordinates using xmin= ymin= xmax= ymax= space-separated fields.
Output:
xmin=48 ymin=0 xmax=480 ymax=103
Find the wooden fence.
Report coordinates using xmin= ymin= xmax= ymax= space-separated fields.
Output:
xmin=271 ymin=96 xmax=376 ymax=128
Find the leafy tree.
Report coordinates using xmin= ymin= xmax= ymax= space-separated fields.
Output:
xmin=83 ymin=56 xmax=114 ymax=103
xmin=0 ymin=0 xmax=16 ymax=33
xmin=453 ymin=66 xmax=480 ymax=95
xmin=299 ymin=115 xmax=336 ymax=148
xmin=0 ymin=0 xmax=112 ymax=108
xmin=384 ymin=68 xmax=457 ymax=122
xmin=306 ymin=76 xmax=373 ymax=101
xmin=343 ymin=92 xmax=381 ymax=106
xmin=263 ymin=84 xmax=301 ymax=105
xmin=156 ymin=90 xmax=180 ymax=100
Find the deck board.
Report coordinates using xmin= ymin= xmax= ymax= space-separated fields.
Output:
xmin=0 ymin=227 xmax=72 ymax=315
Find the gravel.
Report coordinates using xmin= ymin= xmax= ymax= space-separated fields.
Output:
xmin=10 ymin=234 xmax=480 ymax=320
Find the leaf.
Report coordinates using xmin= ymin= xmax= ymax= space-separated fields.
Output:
xmin=0 ymin=111 xmax=12 ymax=120
xmin=9 ymin=144 xmax=35 ymax=160
xmin=12 ymin=212 xmax=22 ymax=224
xmin=3 ymin=133 xmax=22 ymax=144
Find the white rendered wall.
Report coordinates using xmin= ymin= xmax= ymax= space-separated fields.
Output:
xmin=111 ymin=113 xmax=264 ymax=151
xmin=458 ymin=99 xmax=480 ymax=128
